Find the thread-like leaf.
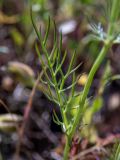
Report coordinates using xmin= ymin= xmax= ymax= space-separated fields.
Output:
xmin=55 ymin=50 xmax=67 ymax=75
xmin=53 ymin=20 xmax=57 ymax=42
xmin=69 ymin=62 xmax=82 ymax=76
xmin=67 ymin=50 xmax=76 ymax=74
xmin=59 ymin=32 xmax=63 ymax=52
xmin=50 ymin=40 xmax=58 ymax=62
xmin=35 ymin=43 xmax=54 ymax=86
xmin=52 ymin=110 xmax=63 ymax=126
xmin=56 ymin=50 xmax=61 ymax=70
xmin=60 ymin=78 xmax=79 ymax=93
xmin=43 ymin=16 xmax=50 ymax=46
xmin=30 ymin=7 xmax=41 ymax=41
xmin=71 ymin=72 xmax=76 ymax=97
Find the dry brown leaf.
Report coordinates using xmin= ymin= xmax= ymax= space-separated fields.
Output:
xmin=0 ymin=11 xmax=19 ymax=24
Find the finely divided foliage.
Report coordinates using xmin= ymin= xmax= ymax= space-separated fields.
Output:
xmin=31 ymin=0 xmax=120 ymax=159
xmin=31 ymin=10 xmax=82 ymax=135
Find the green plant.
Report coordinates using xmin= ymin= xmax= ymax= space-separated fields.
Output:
xmin=31 ymin=0 xmax=120 ymax=159
xmin=114 ymin=143 xmax=120 ymax=160
xmin=110 ymin=142 xmax=120 ymax=160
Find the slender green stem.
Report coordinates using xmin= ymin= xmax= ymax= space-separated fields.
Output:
xmin=64 ymin=136 xmax=70 ymax=160
xmin=108 ymin=0 xmax=120 ymax=35
xmin=69 ymin=40 xmax=112 ymax=138
xmin=69 ymin=0 xmax=120 ymax=142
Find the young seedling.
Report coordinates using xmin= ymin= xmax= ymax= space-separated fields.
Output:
xmin=31 ymin=0 xmax=120 ymax=159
